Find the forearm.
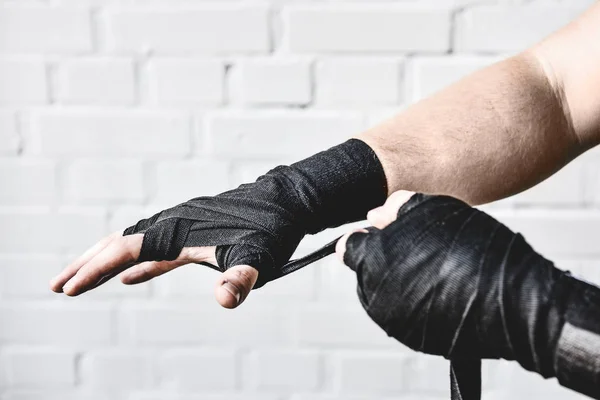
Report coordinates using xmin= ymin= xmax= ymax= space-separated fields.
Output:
xmin=358 ymin=4 xmax=600 ymax=205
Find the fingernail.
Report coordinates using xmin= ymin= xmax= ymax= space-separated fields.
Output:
xmin=221 ymin=280 xmax=241 ymax=304
xmin=62 ymin=282 xmax=75 ymax=295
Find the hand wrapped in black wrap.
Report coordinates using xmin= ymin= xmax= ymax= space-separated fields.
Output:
xmin=342 ymin=193 xmax=600 ymax=399
xmin=51 ymin=139 xmax=386 ymax=304
xmin=122 ymin=139 xmax=386 ymax=289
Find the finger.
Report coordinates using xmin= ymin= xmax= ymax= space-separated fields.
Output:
xmin=367 ymin=190 xmax=415 ymax=229
xmin=214 ymin=265 xmax=259 ymax=309
xmin=120 ymin=259 xmax=188 ymax=285
xmin=49 ymin=232 xmax=120 ymax=293
xmin=120 ymin=245 xmax=217 ymax=284
xmin=62 ymin=234 xmax=143 ymax=296
xmin=336 ymin=228 xmax=369 ymax=264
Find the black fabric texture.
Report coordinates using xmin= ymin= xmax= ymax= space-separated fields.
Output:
xmin=343 ymin=193 xmax=600 ymax=399
xmin=123 ymin=139 xmax=387 ymax=288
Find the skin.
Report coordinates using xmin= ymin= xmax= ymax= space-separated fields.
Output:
xmin=50 ymin=3 xmax=600 ymax=309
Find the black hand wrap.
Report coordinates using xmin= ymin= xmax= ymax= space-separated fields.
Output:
xmin=344 ymin=194 xmax=600 ymax=399
xmin=123 ymin=139 xmax=387 ymax=288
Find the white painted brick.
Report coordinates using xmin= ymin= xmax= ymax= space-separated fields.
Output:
xmin=80 ymin=351 xmax=153 ymax=389
xmin=32 ymin=110 xmax=191 ymax=157
xmin=119 ymin=301 xmax=291 ymax=346
xmin=148 ymin=59 xmax=224 ymax=106
xmin=455 ymin=5 xmax=587 ymax=53
xmin=153 ymin=265 xmax=220 ymax=298
xmin=0 ymin=208 xmax=106 ymax=253
xmin=56 ymin=58 xmax=136 ymax=105
xmin=129 ymin=394 xmax=280 ymax=400
xmin=0 ymin=7 xmax=92 ymax=54
xmin=285 ymin=5 xmax=451 ymax=53
xmin=106 ymin=6 xmax=270 ymax=54
xmin=0 ymin=160 xmax=55 ymax=205
xmin=0 ymin=348 xmax=75 ymax=387
xmin=66 ymin=159 xmax=145 ymax=203
xmin=489 ymin=211 xmax=600 ymax=258
xmin=294 ymin=305 xmax=395 ymax=348
xmin=484 ymin=359 xmax=586 ymax=400
xmin=317 ymin=256 xmax=359 ymax=302
xmin=0 ymin=255 xmax=62 ymax=297
xmin=246 ymin=350 xmax=321 ymax=391
xmin=0 ymin=111 xmax=19 ymax=154
xmin=234 ymin=59 xmax=311 ymax=106
xmin=407 ymin=56 xmax=497 ymax=102
xmin=158 ymin=349 xmax=236 ymax=390
xmin=0 ymin=303 xmax=112 ymax=346
xmin=335 ymin=351 xmax=408 ymax=394
xmin=511 ymin=158 xmax=585 ymax=206
xmin=290 ymin=396 xmax=374 ymax=400
xmin=0 ymin=58 xmax=47 ymax=105
xmin=316 ymin=58 xmax=401 ymax=106
xmin=0 ymin=393 xmax=110 ymax=400
xmin=154 ymin=159 xmax=230 ymax=204
xmin=403 ymin=355 xmax=449 ymax=394
xmin=207 ymin=111 xmax=363 ymax=159
xmin=250 ymin=262 xmax=316 ymax=302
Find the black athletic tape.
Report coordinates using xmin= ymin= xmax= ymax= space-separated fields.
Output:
xmin=343 ymin=194 xmax=600 ymax=399
xmin=123 ymin=139 xmax=387 ymax=288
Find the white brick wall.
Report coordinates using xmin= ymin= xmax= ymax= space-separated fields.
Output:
xmin=0 ymin=1 xmax=595 ymax=400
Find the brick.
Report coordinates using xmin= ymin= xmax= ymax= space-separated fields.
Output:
xmin=0 ymin=160 xmax=55 ymax=205
xmin=158 ymin=349 xmax=236 ymax=390
xmin=285 ymin=5 xmax=451 ymax=53
xmin=32 ymin=110 xmax=191 ymax=157
xmin=0 ymin=7 xmax=91 ymax=54
xmin=489 ymin=210 xmax=600 ymax=258
xmin=207 ymin=111 xmax=363 ymax=159
xmin=0 ymin=303 xmax=112 ymax=346
xmin=106 ymin=6 xmax=269 ymax=54
xmin=119 ymin=301 xmax=291 ymax=346
xmin=316 ymin=58 xmax=401 ymax=106
xmin=153 ymin=264 xmax=222 ymax=298
xmin=407 ymin=56 xmax=497 ymax=102
xmin=65 ymin=159 xmax=145 ymax=203
xmin=294 ymin=305 xmax=395 ymax=347
xmin=234 ymin=59 xmax=311 ymax=105
xmin=0 ymin=58 xmax=47 ymax=105
xmin=129 ymin=395 xmax=279 ymax=400
xmin=403 ymin=355 xmax=449 ymax=394
xmin=147 ymin=59 xmax=224 ymax=105
xmin=246 ymin=350 xmax=321 ymax=391
xmin=80 ymin=351 xmax=153 ymax=389
xmin=0 ymin=111 xmax=19 ymax=154
xmin=0 ymin=208 xmax=106 ymax=253
xmin=317 ymin=255 xmax=359 ymax=301
xmin=154 ymin=159 xmax=230 ymax=204
xmin=0 ymin=348 xmax=75 ymax=387
xmin=0 ymin=392 xmax=109 ymax=400
xmin=0 ymin=255 xmax=62 ymax=297
xmin=512 ymin=157 xmax=585 ymax=206
xmin=455 ymin=5 xmax=587 ymax=53
xmin=335 ymin=351 xmax=408 ymax=394
xmin=56 ymin=58 xmax=136 ymax=105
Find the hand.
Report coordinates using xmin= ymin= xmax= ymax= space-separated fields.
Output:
xmin=50 ymin=139 xmax=387 ymax=309
xmin=49 ymin=231 xmax=258 ymax=309
xmin=336 ymin=192 xmax=571 ymax=377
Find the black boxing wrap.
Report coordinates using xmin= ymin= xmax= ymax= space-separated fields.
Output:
xmin=123 ymin=139 xmax=387 ymax=288
xmin=344 ymin=194 xmax=600 ymax=399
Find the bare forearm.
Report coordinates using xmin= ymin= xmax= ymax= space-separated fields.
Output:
xmin=358 ymin=4 xmax=600 ymax=205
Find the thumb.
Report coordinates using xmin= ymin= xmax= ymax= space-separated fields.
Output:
xmin=214 ymin=265 xmax=258 ymax=309
xmin=336 ymin=228 xmax=371 ymax=270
